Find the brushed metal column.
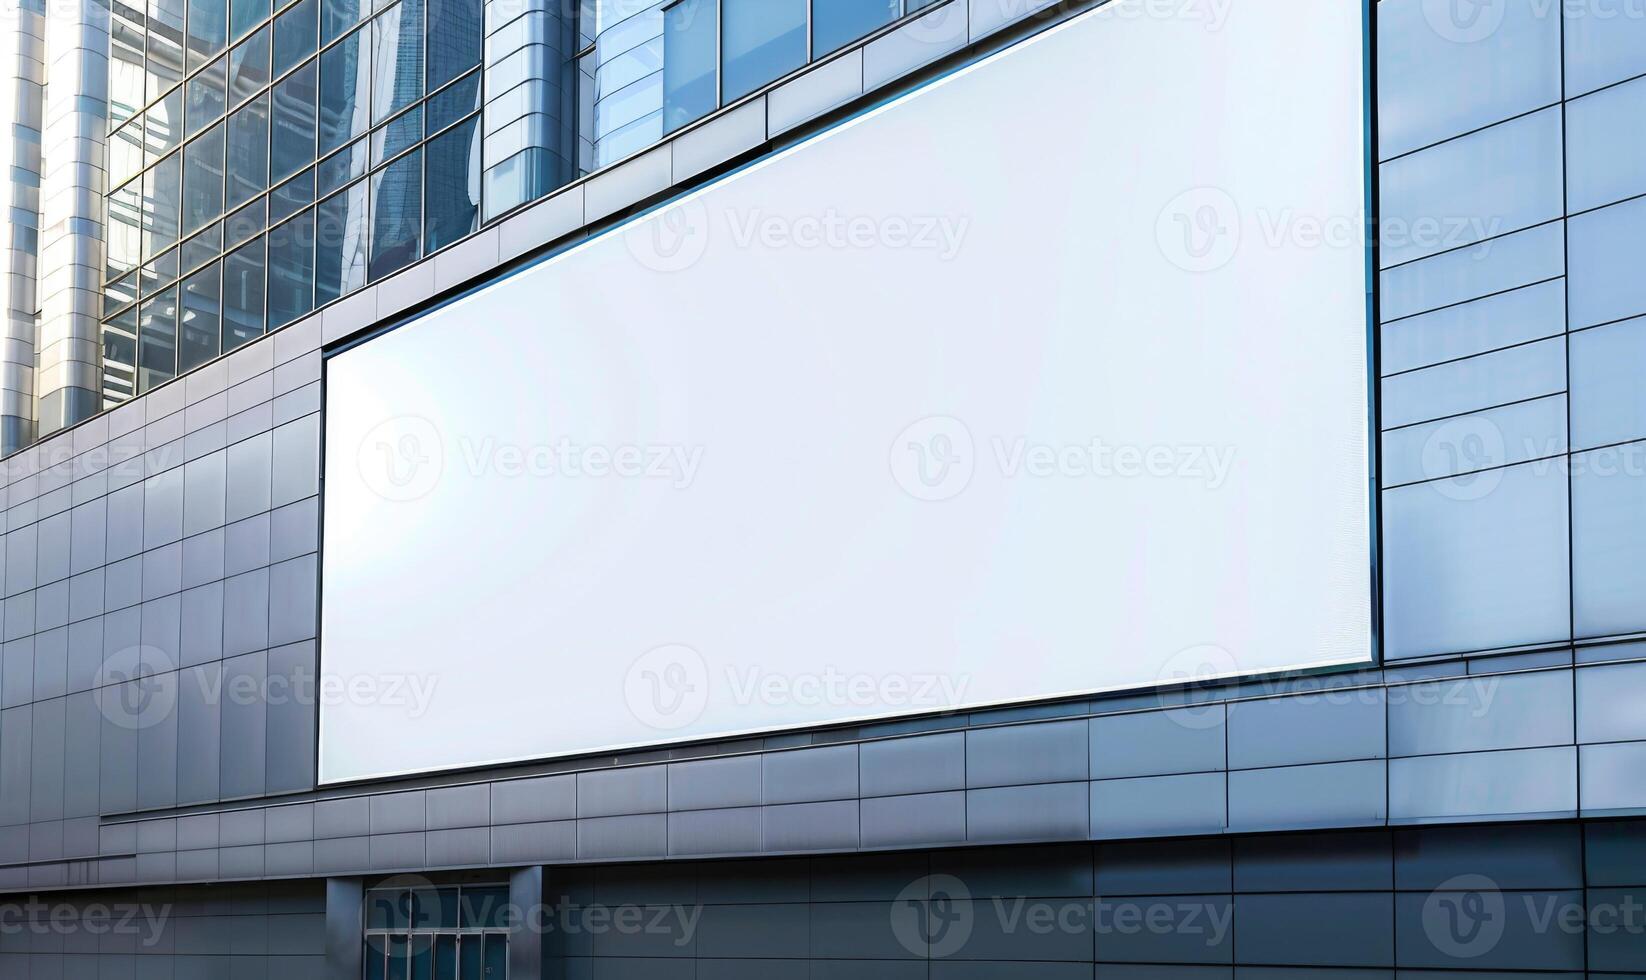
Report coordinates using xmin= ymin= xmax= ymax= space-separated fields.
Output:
xmin=34 ymin=0 xmax=108 ymax=438
xmin=324 ymin=877 xmax=366 ymax=980
xmin=0 ymin=0 xmax=45 ymax=454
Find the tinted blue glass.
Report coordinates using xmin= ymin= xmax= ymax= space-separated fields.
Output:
xmin=230 ymin=0 xmax=269 ymax=41
xmin=186 ymin=0 xmax=229 ymax=68
xmin=371 ymin=106 xmax=421 ymax=166
xmin=271 ymin=61 xmax=319 ymax=181
xmin=148 ymin=86 xmax=186 ymax=157
xmin=222 ymin=237 xmax=266 ymax=349
xmin=181 ymin=121 xmax=225 ymax=235
xmin=223 ymin=198 xmax=266 ymax=250
xmin=270 ymin=169 xmax=315 ymax=222
xmin=1570 ymin=196 xmax=1646 ymax=330
xmin=1566 ymin=76 xmax=1646 ymax=214
xmin=227 ymin=24 xmax=270 ymax=109
xmin=423 ymin=117 xmax=477 ymax=253
xmin=1566 ymin=0 xmax=1646 ymax=96
xmin=372 ymin=0 xmax=424 ymax=124
xmin=137 ymin=286 xmax=179 ymax=393
xmin=149 ymin=0 xmax=187 ymax=96
xmin=315 ymin=181 xmax=368 ymax=302
xmin=425 ymin=71 xmax=478 ymax=133
xmin=1571 ymin=316 xmax=1646 ymax=450
xmin=181 ymin=221 xmax=222 ymax=271
xmin=321 ymin=0 xmax=364 ymax=42
xmin=721 ymin=0 xmax=806 ymax=101
xmin=226 ymin=93 xmax=270 ymax=208
xmin=185 ymin=55 xmax=227 ymax=134
xmin=179 ymin=263 xmax=221 ymax=372
xmin=664 ymin=0 xmax=717 ymax=132
xmin=425 ymin=0 xmax=479 ymax=90
xmin=145 ymin=151 xmax=184 ymax=258
xmin=273 ymin=0 xmax=318 ymax=73
xmin=267 ymin=208 xmax=315 ymax=328
xmin=370 ymin=148 xmax=421 ymax=279
xmin=814 ymin=0 xmax=899 ymax=56
xmin=319 ymin=26 xmax=370 ymax=153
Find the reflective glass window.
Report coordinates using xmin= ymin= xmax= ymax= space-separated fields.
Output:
xmin=321 ymin=0 xmax=365 ymax=44
xmin=370 ymin=148 xmax=420 ymax=279
xmin=181 ymin=120 xmax=226 ymax=236
xmin=1571 ymin=316 xmax=1646 ymax=451
xmin=105 ymin=273 xmax=139 ymax=317
xmin=109 ymin=181 xmax=144 ymax=280
xmin=104 ymin=307 xmax=140 ymax=397
xmin=144 ymin=151 xmax=184 ymax=259
xmin=224 ymin=198 xmax=267 ymax=249
xmin=186 ymin=55 xmax=228 ymax=135
xmin=1573 ymin=444 xmax=1646 ymax=637
xmin=179 ymin=263 xmax=222 ymax=372
xmin=1567 ymin=0 xmax=1646 ymax=96
xmin=319 ymin=26 xmax=371 ymax=154
xmin=110 ymin=5 xmax=148 ymax=127
xmin=148 ymin=86 xmax=186 ymax=158
xmin=182 ymin=222 xmax=224 ymax=271
xmin=271 ymin=168 xmax=316 ymax=223
xmin=1570 ymin=196 xmax=1646 ymax=331
xmin=813 ymin=0 xmax=899 ymax=56
xmin=423 ymin=116 xmax=477 ymax=253
xmin=1567 ymin=76 xmax=1646 ymax=215
xmin=138 ymin=285 xmax=180 ymax=393
xmin=228 ymin=24 xmax=271 ymax=109
xmin=274 ymin=0 xmax=319 ymax=74
xmin=721 ymin=0 xmax=806 ymax=102
xmin=230 ymin=0 xmax=270 ymax=41
xmin=227 ymin=93 xmax=271 ymax=208
xmin=271 ymin=61 xmax=319 ymax=182
xmin=187 ymin=0 xmax=229 ymax=69
xmin=664 ymin=0 xmax=717 ymax=132
xmin=223 ymin=237 xmax=267 ymax=349
xmin=371 ymin=106 xmax=421 ymax=166
xmin=372 ymin=0 xmax=424 ymax=124
xmin=425 ymin=0 xmax=479 ymax=91
xmin=268 ymin=209 xmax=316 ymax=328
xmin=315 ymin=180 xmax=368 ymax=302
xmin=426 ymin=71 xmax=479 ymax=133
xmin=317 ymin=138 xmax=367 ymax=196
xmin=110 ymin=117 xmax=146 ymax=189
xmin=148 ymin=0 xmax=187 ymax=98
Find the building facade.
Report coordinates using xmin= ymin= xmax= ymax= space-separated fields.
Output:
xmin=0 ymin=0 xmax=1636 ymax=976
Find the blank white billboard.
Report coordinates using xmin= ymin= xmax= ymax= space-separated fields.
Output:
xmin=320 ymin=0 xmax=1372 ymax=784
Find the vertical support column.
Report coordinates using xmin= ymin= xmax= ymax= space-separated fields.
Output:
xmin=325 ymin=877 xmax=366 ymax=980
xmin=508 ymin=865 xmax=544 ymax=980
xmin=35 ymin=0 xmax=107 ymax=438
xmin=481 ymin=0 xmax=580 ymax=220
xmin=0 ymin=0 xmax=46 ymax=454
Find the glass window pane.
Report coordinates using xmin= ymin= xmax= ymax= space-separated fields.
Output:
xmin=410 ymin=936 xmax=431 ymax=980
xmin=425 ymin=0 xmax=479 ymax=90
xmin=104 ymin=307 xmax=140 ymax=402
xmin=105 ymin=273 xmax=139 ymax=317
xmin=111 ymin=117 xmax=146 ymax=189
xmin=144 ymin=247 xmax=180 ymax=291
xmin=138 ymin=285 xmax=179 ymax=393
xmin=187 ymin=0 xmax=229 ymax=69
xmin=109 ymin=181 xmax=144 ymax=280
xmin=271 ymin=168 xmax=315 ymax=222
xmin=386 ymin=936 xmax=408 ymax=980
xmin=111 ymin=5 xmax=148 ymax=128
xmin=364 ymin=941 xmax=386 ymax=980
xmin=459 ymin=886 xmax=506 ymax=929
xmin=813 ymin=0 xmax=898 ymax=57
xmin=148 ymin=87 xmax=186 ymax=158
xmin=181 ymin=120 xmax=226 ymax=236
xmin=317 ymin=137 xmax=367 ymax=197
xmin=227 ymin=93 xmax=271 ymax=207
xmin=365 ymin=889 xmax=399 ymax=930
xmin=314 ymin=181 xmax=367 ymax=302
xmin=149 ymin=0 xmax=187 ymax=98
xmin=456 ymin=936 xmax=480 ymax=980
xmin=321 ymin=0 xmax=365 ymax=44
xmin=271 ymin=60 xmax=319 ymax=182
xmin=426 ymin=71 xmax=478 ymax=133
xmin=371 ymin=105 xmax=421 ymax=166
xmin=372 ymin=0 xmax=424 ymax=124
xmin=186 ymin=55 xmax=228 ymax=135
xmin=230 ymin=0 xmax=270 ymax=41
xmin=267 ymin=209 xmax=315 ymax=328
xmin=482 ymin=935 xmax=506 ymax=979
xmin=432 ymin=936 xmax=455 ymax=980
xmin=228 ymin=24 xmax=271 ymax=109
xmin=274 ymin=0 xmax=318 ymax=74
xmin=664 ymin=0 xmax=717 ymax=133
xmin=179 ymin=263 xmax=222 ymax=372
xmin=721 ymin=0 xmax=806 ymax=102
xmin=182 ymin=222 xmax=223 ymax=271
xmin=319 ymin=26 xmax=371 ymax=154
xmin=222 ymin=237 xmax=266 ymax=349
xmin=369 ymin=148 xmax=420 ymax=280
xmin=144 ymin=151 xmax=184 ymax=259
xmin=423 ymin=116 xmax=477 ymax=253
xmin=1573 ymin=445 xmax=1646 ymax=637
xmin=224 ymin=197 xmax=267 ymax=249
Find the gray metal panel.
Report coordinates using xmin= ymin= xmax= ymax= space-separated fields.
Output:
xmin=1226 ymin=692 xmax=1386 ymax=770
xmin=967 ymin=721 xmax=1087 ymax=789
xmin=1090 ymin=709 xmax=1226 ymax=780
xmin=762 ymin=746 xmax=858 ymax=805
